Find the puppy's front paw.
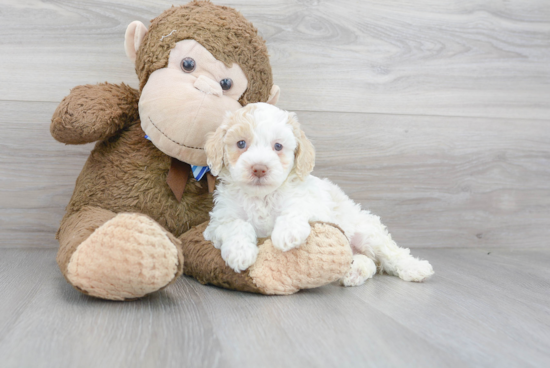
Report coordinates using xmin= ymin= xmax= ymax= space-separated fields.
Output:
xmin=340 ymin=255 xmax=377 ymax=287
xmin=221 ymin=240 xmax=259 ymax=273
xmin=272 ymin=219 xmax=311 ymax=252
xmin=396 ymin=258 xmax=434 ymax=282
xmin=203 ymin=226 xmax=222 ymax=249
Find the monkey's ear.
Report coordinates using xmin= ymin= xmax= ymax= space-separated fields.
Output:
xmin=266 ymin=85 xmax=280 ymax=105
xmin=124 ymin=21 xmax=148 ymax=62
xmin=205 ymin=125 xmax=228 ymax=176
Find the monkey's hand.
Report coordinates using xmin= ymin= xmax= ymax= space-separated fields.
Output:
xmin=51 ymin=83 xmax=140 ymax=144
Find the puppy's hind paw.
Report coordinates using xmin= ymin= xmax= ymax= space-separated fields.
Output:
xmin=221 ymin=240 xmax=259 ymax=273
xmin=396 ymin=258 xmax=434 ymax=282
xmin=340 ymin=255 xmax=377 ymax=287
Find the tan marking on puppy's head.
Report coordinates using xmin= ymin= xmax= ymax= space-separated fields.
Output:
xmin=205 ymin=105 xmax=258 ymax=176
xmin=286 ymin=113 xmax=315 ymax=180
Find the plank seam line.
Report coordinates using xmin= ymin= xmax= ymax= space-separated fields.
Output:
xmin=1 ymin=99 xmax=548 ymax=123
xmin=290 ymin=109 xmax=550 ymax=122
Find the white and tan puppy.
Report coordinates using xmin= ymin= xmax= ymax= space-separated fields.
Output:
xmin=203 ymin=103 xmax=434 ymax=286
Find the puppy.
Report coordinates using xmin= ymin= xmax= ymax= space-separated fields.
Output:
xmin=203 ymin=103 xmax=434 ymax=286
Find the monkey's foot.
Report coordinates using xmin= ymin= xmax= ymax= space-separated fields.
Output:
xmin=66 ymin=213 xmax=183 ymax=300
xmin=249 ymin=222 xmax=353 ymax=295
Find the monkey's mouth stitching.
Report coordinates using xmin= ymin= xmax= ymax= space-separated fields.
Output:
xmin=148 ymin=116 xmax=204 ymax=150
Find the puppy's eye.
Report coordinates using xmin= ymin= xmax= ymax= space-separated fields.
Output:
xmin=237 ymin=140 xmax=246 ymax=149
xmin=220 ymin=78 xmax=232 ymax=91
xmin=181 ymin=57 xmax=196 ymax=72
xmin=274 ymin=143 xmax=283 ymax=151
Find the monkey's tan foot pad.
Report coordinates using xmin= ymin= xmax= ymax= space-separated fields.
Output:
xmin=249 ymin=222 xmax=353 ymax=295
xmin=66 ymin=213 xmax=181 ymax=301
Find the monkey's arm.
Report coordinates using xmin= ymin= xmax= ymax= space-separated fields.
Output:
xmin=51 ymin=83 xmax=140 ymax=144
xmin=181 ymin=222 xmax=353 ymax=295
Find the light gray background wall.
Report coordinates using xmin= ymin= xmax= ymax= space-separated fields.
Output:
xmin=1 ymin=0 xmax=549 ymax=249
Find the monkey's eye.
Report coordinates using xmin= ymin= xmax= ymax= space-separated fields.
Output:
xmin=274 ymin=143 xmax=283 ymax=151
xmin=237 ymin=140 xmax=246 ymax=149
xmin=220 ymin=78 xmax=233 ymax=91
xmin=181 ymin=57 xmax=196 ymax=73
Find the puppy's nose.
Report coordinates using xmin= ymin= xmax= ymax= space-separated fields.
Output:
xmin=252 ymin=165 xmax=268 ymax=178
xmin=194 ymin=75 xmax=222 ymax=97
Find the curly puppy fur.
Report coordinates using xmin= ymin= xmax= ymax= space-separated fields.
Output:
xmin=204 ymin=103 xmax=435 ymax=284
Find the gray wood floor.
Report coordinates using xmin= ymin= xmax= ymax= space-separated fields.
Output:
xmin=1 ymin=248 xmax=549 ymax=368
xmin=1 ymin=0 xmax=549 ymax=367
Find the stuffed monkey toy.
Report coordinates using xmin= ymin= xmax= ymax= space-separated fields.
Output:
xmin=51 ymin=0 xmax=352 ymax=301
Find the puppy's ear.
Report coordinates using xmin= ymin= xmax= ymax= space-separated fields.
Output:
xmin=205 ymin=124 xmax=228 ymax=176
xmin=288 ymin=113 xmax=315 ymax=180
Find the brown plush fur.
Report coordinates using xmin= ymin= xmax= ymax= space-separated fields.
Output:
xmin=181 ymin=222 xmax=352 ymax=295
xmin=179 ymin=222 xmax=262 ymax=293
xmin=51 ymin=83 xmax=139 ymax=145
xmin=135 ymin=0 xmax=273 ymax=105
xmin=51 ymin=1 xmax=352 ymax=300
xmin=57 ymin=206 xmax=117 ymax=277
xmin=52 ymin=82 xmax=212 ymax=299
xmin=58 ymin=112 xmax=213 ymax=237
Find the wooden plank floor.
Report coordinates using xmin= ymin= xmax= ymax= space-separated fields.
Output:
xmin=1 ymin=248 xmax=549 ymax=368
